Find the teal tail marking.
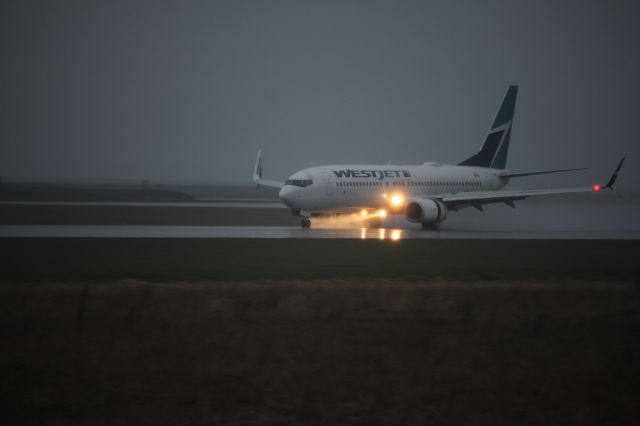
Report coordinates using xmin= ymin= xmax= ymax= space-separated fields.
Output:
xmin=459 ymin=85 xmax=518 ymax=169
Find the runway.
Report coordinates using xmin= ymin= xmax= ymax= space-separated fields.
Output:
xmin=0 ymin=224 xmax=637 ymax=239
xmin=1 ymin=195 xmax=638 ymax=239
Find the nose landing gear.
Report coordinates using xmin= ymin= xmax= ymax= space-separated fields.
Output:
xmin=300 ymin=218 xmax=311 ymax=228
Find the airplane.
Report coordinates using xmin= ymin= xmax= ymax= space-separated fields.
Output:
xmin=253 ymin=85 xmax=625 ymax=229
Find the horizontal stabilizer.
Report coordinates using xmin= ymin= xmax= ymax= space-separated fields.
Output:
xmin=500 ymin=167 xmax=587 ymax=178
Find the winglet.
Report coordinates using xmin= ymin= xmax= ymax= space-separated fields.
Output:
xmin=252 ymin=150 xmax=284 ymax=189
xmin=603 ymin=156 xmax=625 ymax=190
xmin=253 ymin=150 xmax=263 ymax=183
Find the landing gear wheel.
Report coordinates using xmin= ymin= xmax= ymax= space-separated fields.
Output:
xmin=300 ymin=218 xmax=311 ymax=228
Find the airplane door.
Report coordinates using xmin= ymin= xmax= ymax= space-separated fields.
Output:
xmin=324 ymin=171 xmax=335 ymax=196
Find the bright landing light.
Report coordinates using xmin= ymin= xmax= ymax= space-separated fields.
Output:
xmin=378 ymin=209 xmax=387 ymax=218
xmin=360 ymin=209 xmax=368 ymax=216
xmin=390 ymin=194 xmax=404 ymax=206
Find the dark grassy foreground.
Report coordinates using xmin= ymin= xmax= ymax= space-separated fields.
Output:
xmin=1 ymin=280 xmax=639 ymax=425
xmin=1 ymin=238 xmax=639 ymax=425
xmin=1 ymin=238 xmax=639 ymax=282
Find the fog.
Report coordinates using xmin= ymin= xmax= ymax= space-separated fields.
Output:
xmin=1 ymin=1 xmax=639 ymax=191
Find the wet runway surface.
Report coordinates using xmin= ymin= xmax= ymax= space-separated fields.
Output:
xmin=1 ymin=194 xmax=638 ymax=239
xmin=1 ymin=224 xmax=638 ymax=239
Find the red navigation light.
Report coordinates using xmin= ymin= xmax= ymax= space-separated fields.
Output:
xmin=592 ymin=184 xmax=601 ymax=192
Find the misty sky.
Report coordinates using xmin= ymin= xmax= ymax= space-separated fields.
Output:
xmin=1 ymin=0 xmax=639 ymax=189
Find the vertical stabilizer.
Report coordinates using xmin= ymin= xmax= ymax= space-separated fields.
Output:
xmin=458 ymin=85 xmax=518 ymax=169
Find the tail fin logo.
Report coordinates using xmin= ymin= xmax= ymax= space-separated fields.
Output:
xmin=458 ymin=86 xmax=518 ymax=170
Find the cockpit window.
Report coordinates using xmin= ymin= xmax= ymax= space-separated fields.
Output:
xmin=285 ymin=179 xmax=313 ymax=187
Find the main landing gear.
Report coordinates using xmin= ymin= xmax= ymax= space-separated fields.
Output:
xmin=300 ymin=218 xmax=311 ymax=228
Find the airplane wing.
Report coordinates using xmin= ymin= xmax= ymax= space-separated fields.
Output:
xmin=436 ymin=187 xmax=595 ymax=211
xmin=436 ymin=157 xmax=625 ymax=211
xmin=253 ymin=150 xmax=284 ymax=189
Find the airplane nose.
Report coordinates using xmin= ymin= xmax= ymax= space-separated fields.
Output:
xmin=279 ymin=186 xmax=299 ymax=208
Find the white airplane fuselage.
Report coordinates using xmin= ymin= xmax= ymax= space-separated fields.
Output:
xmin=278 ymin=164 xmax=507 ymax=213
xmin=254 ymin=86 xmax=623 ymax=229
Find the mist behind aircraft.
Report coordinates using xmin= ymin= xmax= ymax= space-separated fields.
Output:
xmin=1 ymin=1 xmax=639 ymax=195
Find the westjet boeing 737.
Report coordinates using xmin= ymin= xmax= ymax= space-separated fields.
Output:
xmin=253 ymin=86 xmax=625 ymax=229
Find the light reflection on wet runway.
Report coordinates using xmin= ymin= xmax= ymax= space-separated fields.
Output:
xmin=0 ymin=225 xmax=638 ymax=239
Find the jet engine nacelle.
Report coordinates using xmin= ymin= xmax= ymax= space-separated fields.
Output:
xmin=405 ymin=199 xmax=448 ymax=225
